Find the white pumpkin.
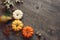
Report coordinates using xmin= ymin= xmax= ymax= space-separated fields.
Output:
xmin=13 ymin=10 xmax=23 ymax=19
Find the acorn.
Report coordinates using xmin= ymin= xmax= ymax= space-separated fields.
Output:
xmin=0 ymin=15 xmax=12 ymax=22
xmin=35 ymin=31 xmax=42 ymax=40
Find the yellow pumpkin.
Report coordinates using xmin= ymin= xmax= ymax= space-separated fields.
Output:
xmin=22 ymin=26 xmax=34 ymax=38
xmin=12 ymin=20 xmax=23 ymax=31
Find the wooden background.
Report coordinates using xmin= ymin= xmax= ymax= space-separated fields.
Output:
xmin=0 ymin=0 xmax=60 ymax=40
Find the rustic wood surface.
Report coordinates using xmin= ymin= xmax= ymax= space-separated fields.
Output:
xmin=0 ymin=0 xmax=60 ymax=40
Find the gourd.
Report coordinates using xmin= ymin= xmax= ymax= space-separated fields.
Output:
xmin=0 ymin=15 xmax=12 ymax=22
xmin=13 ymin=10 xmax=23 ymax=20
xmin=22 ymin=26 xmax=34 ymax=38
xmin=12 ymin=20 xmax=23 ymax=31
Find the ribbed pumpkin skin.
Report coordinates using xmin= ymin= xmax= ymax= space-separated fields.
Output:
xmin=22 ymin=26 xmax=34 ymax=38
xmin=12 ymin=20 xmax=23 ymax=31
xmin=13 ymin=10 xmax=23 ymax=20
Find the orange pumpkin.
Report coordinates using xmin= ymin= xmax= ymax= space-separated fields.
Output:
xmin=12 ymin=20 xmax=23 ymax=31
xmin=22 ymin=26 xmax=34 ymax=38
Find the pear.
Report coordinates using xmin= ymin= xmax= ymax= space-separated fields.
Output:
xmin=0 ymin=15 xmax=12 ymax=22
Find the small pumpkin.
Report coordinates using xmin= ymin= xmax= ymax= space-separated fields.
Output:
xmin=13 ymin=10 xmax=23 ymax=19
xmin=12 ymin=20 xmax=23 ymax=31
xmin=22 ymin=26 xmax=34 ymax=38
